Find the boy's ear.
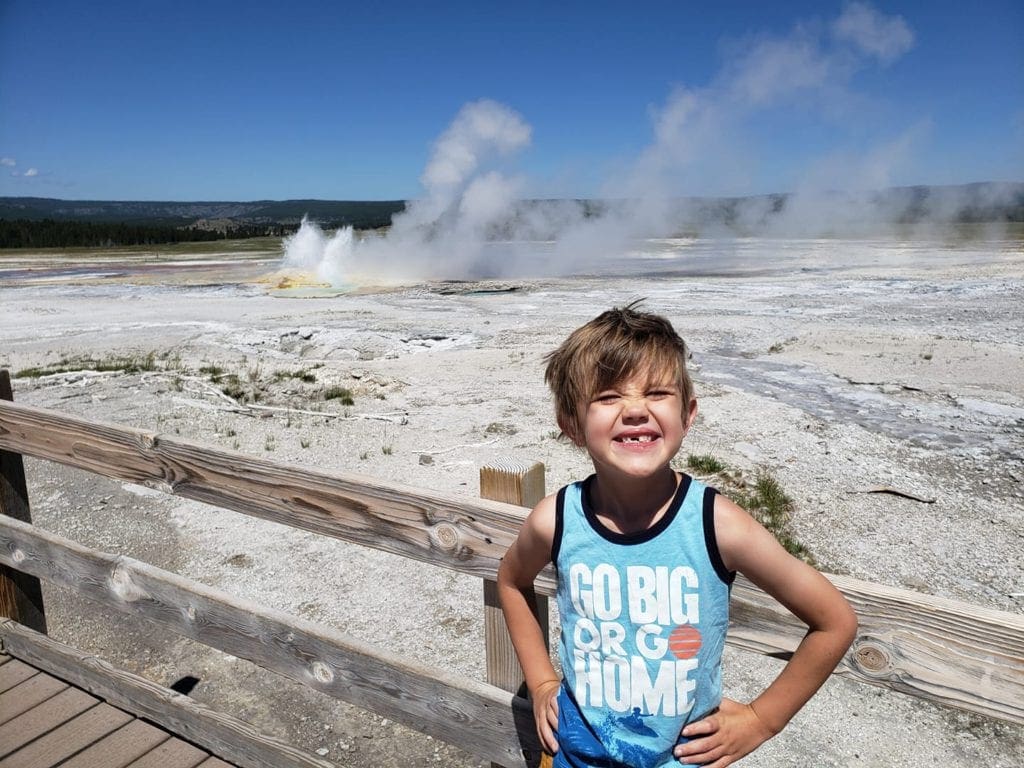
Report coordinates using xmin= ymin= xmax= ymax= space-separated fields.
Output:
xmin=557 ymin=414 xmax=583 ymax=446
xmin=682 ymin=398 xmax=699 ymax=435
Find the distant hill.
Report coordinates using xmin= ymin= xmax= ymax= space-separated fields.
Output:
xmin=3 ymin=183 xmax=1022 ymax=228
xmin=0 ymin=198 xmax=408 ymax=230
xmin=1 ymin=182 xmax=1021 ymax=249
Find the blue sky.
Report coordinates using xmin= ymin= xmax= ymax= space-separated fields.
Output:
xmin=1 ymin=1 xmax=1021 ymax=201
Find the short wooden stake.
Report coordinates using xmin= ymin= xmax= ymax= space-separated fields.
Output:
xmin=480 ymin=459 xmax=547 ymax=694
xmin=0 ymin=370 xmax=47 ymax=633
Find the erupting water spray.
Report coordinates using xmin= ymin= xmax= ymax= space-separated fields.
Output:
xmin=280 ymin=100 xmax=533 ymax=286
xmin=278 ymin=3 xmax=1013 ymax=289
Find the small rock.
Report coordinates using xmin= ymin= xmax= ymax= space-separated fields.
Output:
xmin=419 ymin=453 xmax=434 ymax=465
xmin=902 ymin=575 xmax=930 ymax=592
xmin=316 ymin=747 xmax=329 ymax=756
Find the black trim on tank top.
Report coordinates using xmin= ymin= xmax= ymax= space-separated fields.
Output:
xmin=703 ymin=487 xmax=736 ymax=585
xmin=551 ymin=484 xmax=568 ymax=568
xmin=580 ymin=472 xmax=692 ymax=545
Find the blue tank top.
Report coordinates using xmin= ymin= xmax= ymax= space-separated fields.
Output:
xmin=553 ymin=474 xmax=733 ymax=768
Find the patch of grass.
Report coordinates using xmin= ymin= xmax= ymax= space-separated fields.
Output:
xmin=272 ymin=369 xmax=317 ymax=384
xmin=200 ymin=364 xmax=225 ymax=379
xmin=359 ymin=451 xmax=369 ymax=460
xmin=686 ymin=454 xmax=727 ymax=474
xmin=323 ymin=386 xmax=354 ymax=405
xmin=220 ymin=373 xmax=246 ymax=401
xmin=673 ymin=455 xmax=815 ymax=565
xmin=381 ymin=445 xmax=393 ymax=456
xmin=264 ymin=435 xmax=276 ymax=452
xmin=15 ymin=351 xmax=159 ymax=378
xmin=300 ymin=438 xmax=311 ymax=449
xmin=734 ymin=470 xmax=816 ymax=565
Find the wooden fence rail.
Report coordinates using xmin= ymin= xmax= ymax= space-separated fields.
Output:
xmin=0 ymin=394 xmax=1022 ymax=766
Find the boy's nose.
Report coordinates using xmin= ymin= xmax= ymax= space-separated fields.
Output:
xmin=621 ymin=398 xmax=650 ymax=420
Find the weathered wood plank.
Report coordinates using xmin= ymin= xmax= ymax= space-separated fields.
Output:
xmin=0 ymin=514 xmax=543 ymax=768
xmin=0 ymin=686 xmax=99 ymax=758
xmin=124 ymin=737 xmax=209 ymax=768
xmin=0 ymin=621 xmax=338 ymax=768
xmin=0 ymin=701 xmax=132 ymax=768
xmin=0 ymin=399 xmax=535 ymax=586
xmin=0 ymin=659 xmax=36 ymax=693
xmin=59 ymin=718 xmax=171 ymax=768
xmin=728 ymin=574 xmax=1024 ymax=724
xmin=0 ymin=374 xmax=46 ymax=633
xmin=0 ymin=671 xmax=67 ymax=724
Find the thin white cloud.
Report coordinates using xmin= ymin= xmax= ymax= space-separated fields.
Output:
xmin=23 ymin=168 xmax=39 ymax=177
xmin=1 ymin=157 xmax=15 ymax=167
xmin=832 ymin=1 xmax=914 ymax=64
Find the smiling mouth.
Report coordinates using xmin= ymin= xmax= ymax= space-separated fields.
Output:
xmin=616 ymin=434 xmax=659 ymax=443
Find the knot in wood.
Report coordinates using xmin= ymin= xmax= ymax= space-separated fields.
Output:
xmin=110 ymin=565 xmax=148 ymax=603
xmin=854 ymin=642 xmax=891 ymax=674
xmin=431 ymin=522 xmax=461 ymax=552
xmin=11 ymin=548 xmax=25 ymax=564
xmin=312 ymin=661 xmax=334 ymax=685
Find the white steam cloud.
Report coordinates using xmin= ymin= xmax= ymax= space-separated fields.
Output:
xmin=282 ymin=3 xmax=1012 ymax=286
xmin=832 ymin=2 xmax=914 ymax=64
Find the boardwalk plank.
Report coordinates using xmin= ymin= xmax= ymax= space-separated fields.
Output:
xmin=0 ymin=687 xmax=98 ymax=758
xmin=0 ymin=672 xmax=67 ymax=724
xmin=124 ymin=738 xmax=210 ymax=768
xmin=0 ymin=701 xmax=132 ymax=768
xmin=0 ymin=660 xmax=35 ymax=693
xmin=197 ymin=758 xmax=235 ymax=768
xmin=60 ymin=718 xmax=171 ymax=768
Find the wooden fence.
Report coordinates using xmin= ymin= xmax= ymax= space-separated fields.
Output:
xmin=0 ymin=371 xmax=1021 ymax=767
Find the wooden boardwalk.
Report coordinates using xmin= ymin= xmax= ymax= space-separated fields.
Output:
xmin=0 ymin=653 xmax=234 ymax=768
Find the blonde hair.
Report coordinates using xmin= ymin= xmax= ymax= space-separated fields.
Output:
xmin=544 ymin=301 xmax=694 ymax=441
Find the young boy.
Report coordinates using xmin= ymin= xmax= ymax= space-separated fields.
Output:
xmin=497 ymin=303 xmax=857 ymax=767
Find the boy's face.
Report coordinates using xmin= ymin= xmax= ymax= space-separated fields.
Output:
xmin=563 ymin=369 xmax=698 ymax=481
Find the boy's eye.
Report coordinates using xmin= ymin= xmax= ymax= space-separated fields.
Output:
xmin=594 ymin=392 xmax=620 ymax=403
xmin=647 ymin=389 xmax=677 ymax=399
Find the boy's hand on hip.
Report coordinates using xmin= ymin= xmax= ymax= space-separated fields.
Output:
xmin=532 ymin=679 xmax=562 ymax=756
xmin=673 ymin=698 xmax=776 ymax=767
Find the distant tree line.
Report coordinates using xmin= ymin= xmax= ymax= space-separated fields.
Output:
xmin=0 ymin=219 xmax=292 ymax=249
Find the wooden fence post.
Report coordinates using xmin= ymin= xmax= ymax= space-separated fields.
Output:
xmin=480 ymin=460 xmax=547 ymax=696
xmin=0 ymin=370 xmax=47 ymax=633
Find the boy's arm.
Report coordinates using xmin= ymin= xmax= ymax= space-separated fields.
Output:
xmin=675 ymin=494 xmax=858 ymax=767
xmin=496 ymin=493 xmax=562 ymax=755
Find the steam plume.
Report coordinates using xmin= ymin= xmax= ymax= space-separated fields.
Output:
xmin=282 ymin=3 xmax=1016 ymax=286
